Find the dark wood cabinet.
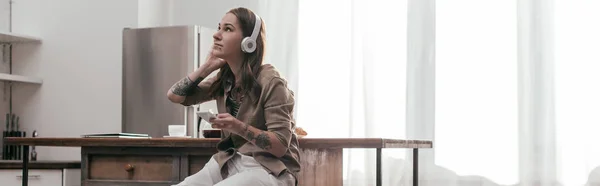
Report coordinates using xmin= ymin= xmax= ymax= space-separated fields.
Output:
xmin=82 ymin=147 xmax=186 ymax=185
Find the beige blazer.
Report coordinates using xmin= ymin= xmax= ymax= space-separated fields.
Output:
xmin=180 ymin=64 xmax=301 ymax=180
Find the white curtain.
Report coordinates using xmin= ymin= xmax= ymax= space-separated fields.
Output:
xmin=431 ymin=0 xmax=600 ymax=185
xmin=297 ymin=0 xmax=414 ymax=185
xmin=255 ymin=0 xmax=300 ymax=100
xmin=436 ymin=0 xmax=519 ymax=185
xmin=554 ymin=0 xmax=600 ymax=185
xmin=517 ymin=0 xmax=557 ymax=185
xmin=294 ymin=0 xmax=600 ymax=185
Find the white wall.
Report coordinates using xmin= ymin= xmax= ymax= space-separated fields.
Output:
xmin=138 ymin=0 xmax=173 ymax=28
xmin=8 ymin=0 xmax=138 ymax=161
xmin=171 ymin=0 xmax=258 ymax=29
xmin=0 ymin=0 xmax=9 ymax=31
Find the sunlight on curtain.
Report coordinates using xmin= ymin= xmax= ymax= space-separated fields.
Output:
xmin=297 ymin=0 xmax=352 ymax=139
xmin=436 ymin=0 xmax=518 ymax=184
xmin=297 ymin=0 xmax=407 ymax=184
xmin=554 ymin=0 xmax=600 ymax=185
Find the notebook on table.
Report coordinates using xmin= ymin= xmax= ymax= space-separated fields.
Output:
xmin=81 ymin=133 xmax=151 ymax=139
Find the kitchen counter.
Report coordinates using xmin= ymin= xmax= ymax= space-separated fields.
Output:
xmin=0 ymin=160 xmax=80 ymax=169
xmin=5 ymin=137 xmax=432 ymax=186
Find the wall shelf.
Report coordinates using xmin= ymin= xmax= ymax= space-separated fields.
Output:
xmin=0 ymin=73 xmax=43 ymax=84
xmin=0 ymin=31 xmax=41 ymax=44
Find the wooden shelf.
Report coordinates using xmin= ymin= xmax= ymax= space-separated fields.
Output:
xmin=0 ymin=31 xmax=41 ymax=44
xmin=0 ymin=73 xmax=42 ymax=84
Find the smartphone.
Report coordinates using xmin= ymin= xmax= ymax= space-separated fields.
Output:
xmin=196 ymin=110 xmax=218 ymax=123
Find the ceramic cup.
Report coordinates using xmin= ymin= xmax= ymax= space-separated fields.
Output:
xmin=168 ymin=125 xmax=186 ymax=137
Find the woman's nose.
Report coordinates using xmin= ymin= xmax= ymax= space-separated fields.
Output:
xmin=213 ymin=31 xmax=222 ymax=41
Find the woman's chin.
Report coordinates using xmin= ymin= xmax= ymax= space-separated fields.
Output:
xmin=212 ymin=49 xmax=225 ymax=58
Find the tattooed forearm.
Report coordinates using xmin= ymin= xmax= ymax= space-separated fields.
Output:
xmin=255 ymin=132 xmax=272 ymax=150
xmin=240 ymin=124 xmax=259 ymax=146
xmin=238 ymin=124 xmax=285 ymax=156
xmin=170 ymin=77 xmax=203 ymax=96
xmin=245 ymin=127 xmax=256 ymax=141
xmin=170 ymin=77 xmax=193 ymax=96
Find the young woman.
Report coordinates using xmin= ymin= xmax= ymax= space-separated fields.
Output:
xmin=167 ymin=7 xmax=300 ymax=186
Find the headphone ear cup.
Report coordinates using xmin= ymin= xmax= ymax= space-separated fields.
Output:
xmin=241 ymin=37 xmax=256 ymax=53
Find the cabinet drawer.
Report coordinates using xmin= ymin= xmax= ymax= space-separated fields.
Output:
xmin=88 ymin=155 xmax=178 ymax=181
xmin=0 ymin=169 xmax=62 ymax=186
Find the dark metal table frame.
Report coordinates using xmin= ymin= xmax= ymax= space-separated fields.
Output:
xmin=21 ymin=145 xmax=30 ymax=186
xmin=376 ymin=148 xmax=419 ymax=186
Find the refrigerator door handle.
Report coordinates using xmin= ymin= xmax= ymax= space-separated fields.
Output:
xmin=184 ymin=106 xmax=188 ymax=136
xmin=185 ymin=104 xmax=200 ymax=138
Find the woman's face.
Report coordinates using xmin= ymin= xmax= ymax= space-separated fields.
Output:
xmin=212 ymin=13 xmax=244 ymax=59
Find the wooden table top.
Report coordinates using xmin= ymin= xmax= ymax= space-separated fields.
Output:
xmin=3 ymin=137 xmax=432 ymax=149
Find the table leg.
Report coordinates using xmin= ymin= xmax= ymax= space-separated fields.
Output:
xmin=413 ymin=148 xmax=418 ymax=186
xmin=22 ymin=145 xmax=29 ymax=186
xmin=376 ymin=148 xmax=382 ymax=186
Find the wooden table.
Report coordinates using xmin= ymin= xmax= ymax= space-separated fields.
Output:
xmin=4 ymin=137 xmax=432 ymax=186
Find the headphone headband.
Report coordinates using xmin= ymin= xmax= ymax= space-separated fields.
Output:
xmin=250 ymin=12 xmax=261 ymax=41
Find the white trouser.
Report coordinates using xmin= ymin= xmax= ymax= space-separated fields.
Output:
xmin=174 ymin=152 xmax=295 ymax=186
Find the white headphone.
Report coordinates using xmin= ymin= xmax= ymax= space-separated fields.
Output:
xmin=241 ymin=12 xmax=262 ymax=53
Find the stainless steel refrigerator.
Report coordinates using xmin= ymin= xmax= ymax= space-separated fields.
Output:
xmin=121 ymin=25 xmax=218 ymax=138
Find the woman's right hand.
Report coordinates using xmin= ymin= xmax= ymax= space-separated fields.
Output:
xmin=203 ymin=50 xmax=227 ymax=72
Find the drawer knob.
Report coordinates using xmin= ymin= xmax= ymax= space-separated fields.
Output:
xmin=124 ymin=164 xmax=135 ymax=172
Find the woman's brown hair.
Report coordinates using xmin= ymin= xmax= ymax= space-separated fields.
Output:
xmin=207 ymin=7 xmax=266 ymax=100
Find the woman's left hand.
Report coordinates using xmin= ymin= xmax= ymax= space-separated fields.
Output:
xmin=209 ymin=113 xmax=245 ymax=134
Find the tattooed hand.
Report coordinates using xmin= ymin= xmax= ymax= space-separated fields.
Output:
xmin=209 ymin=113 xmax=245 ymax=134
